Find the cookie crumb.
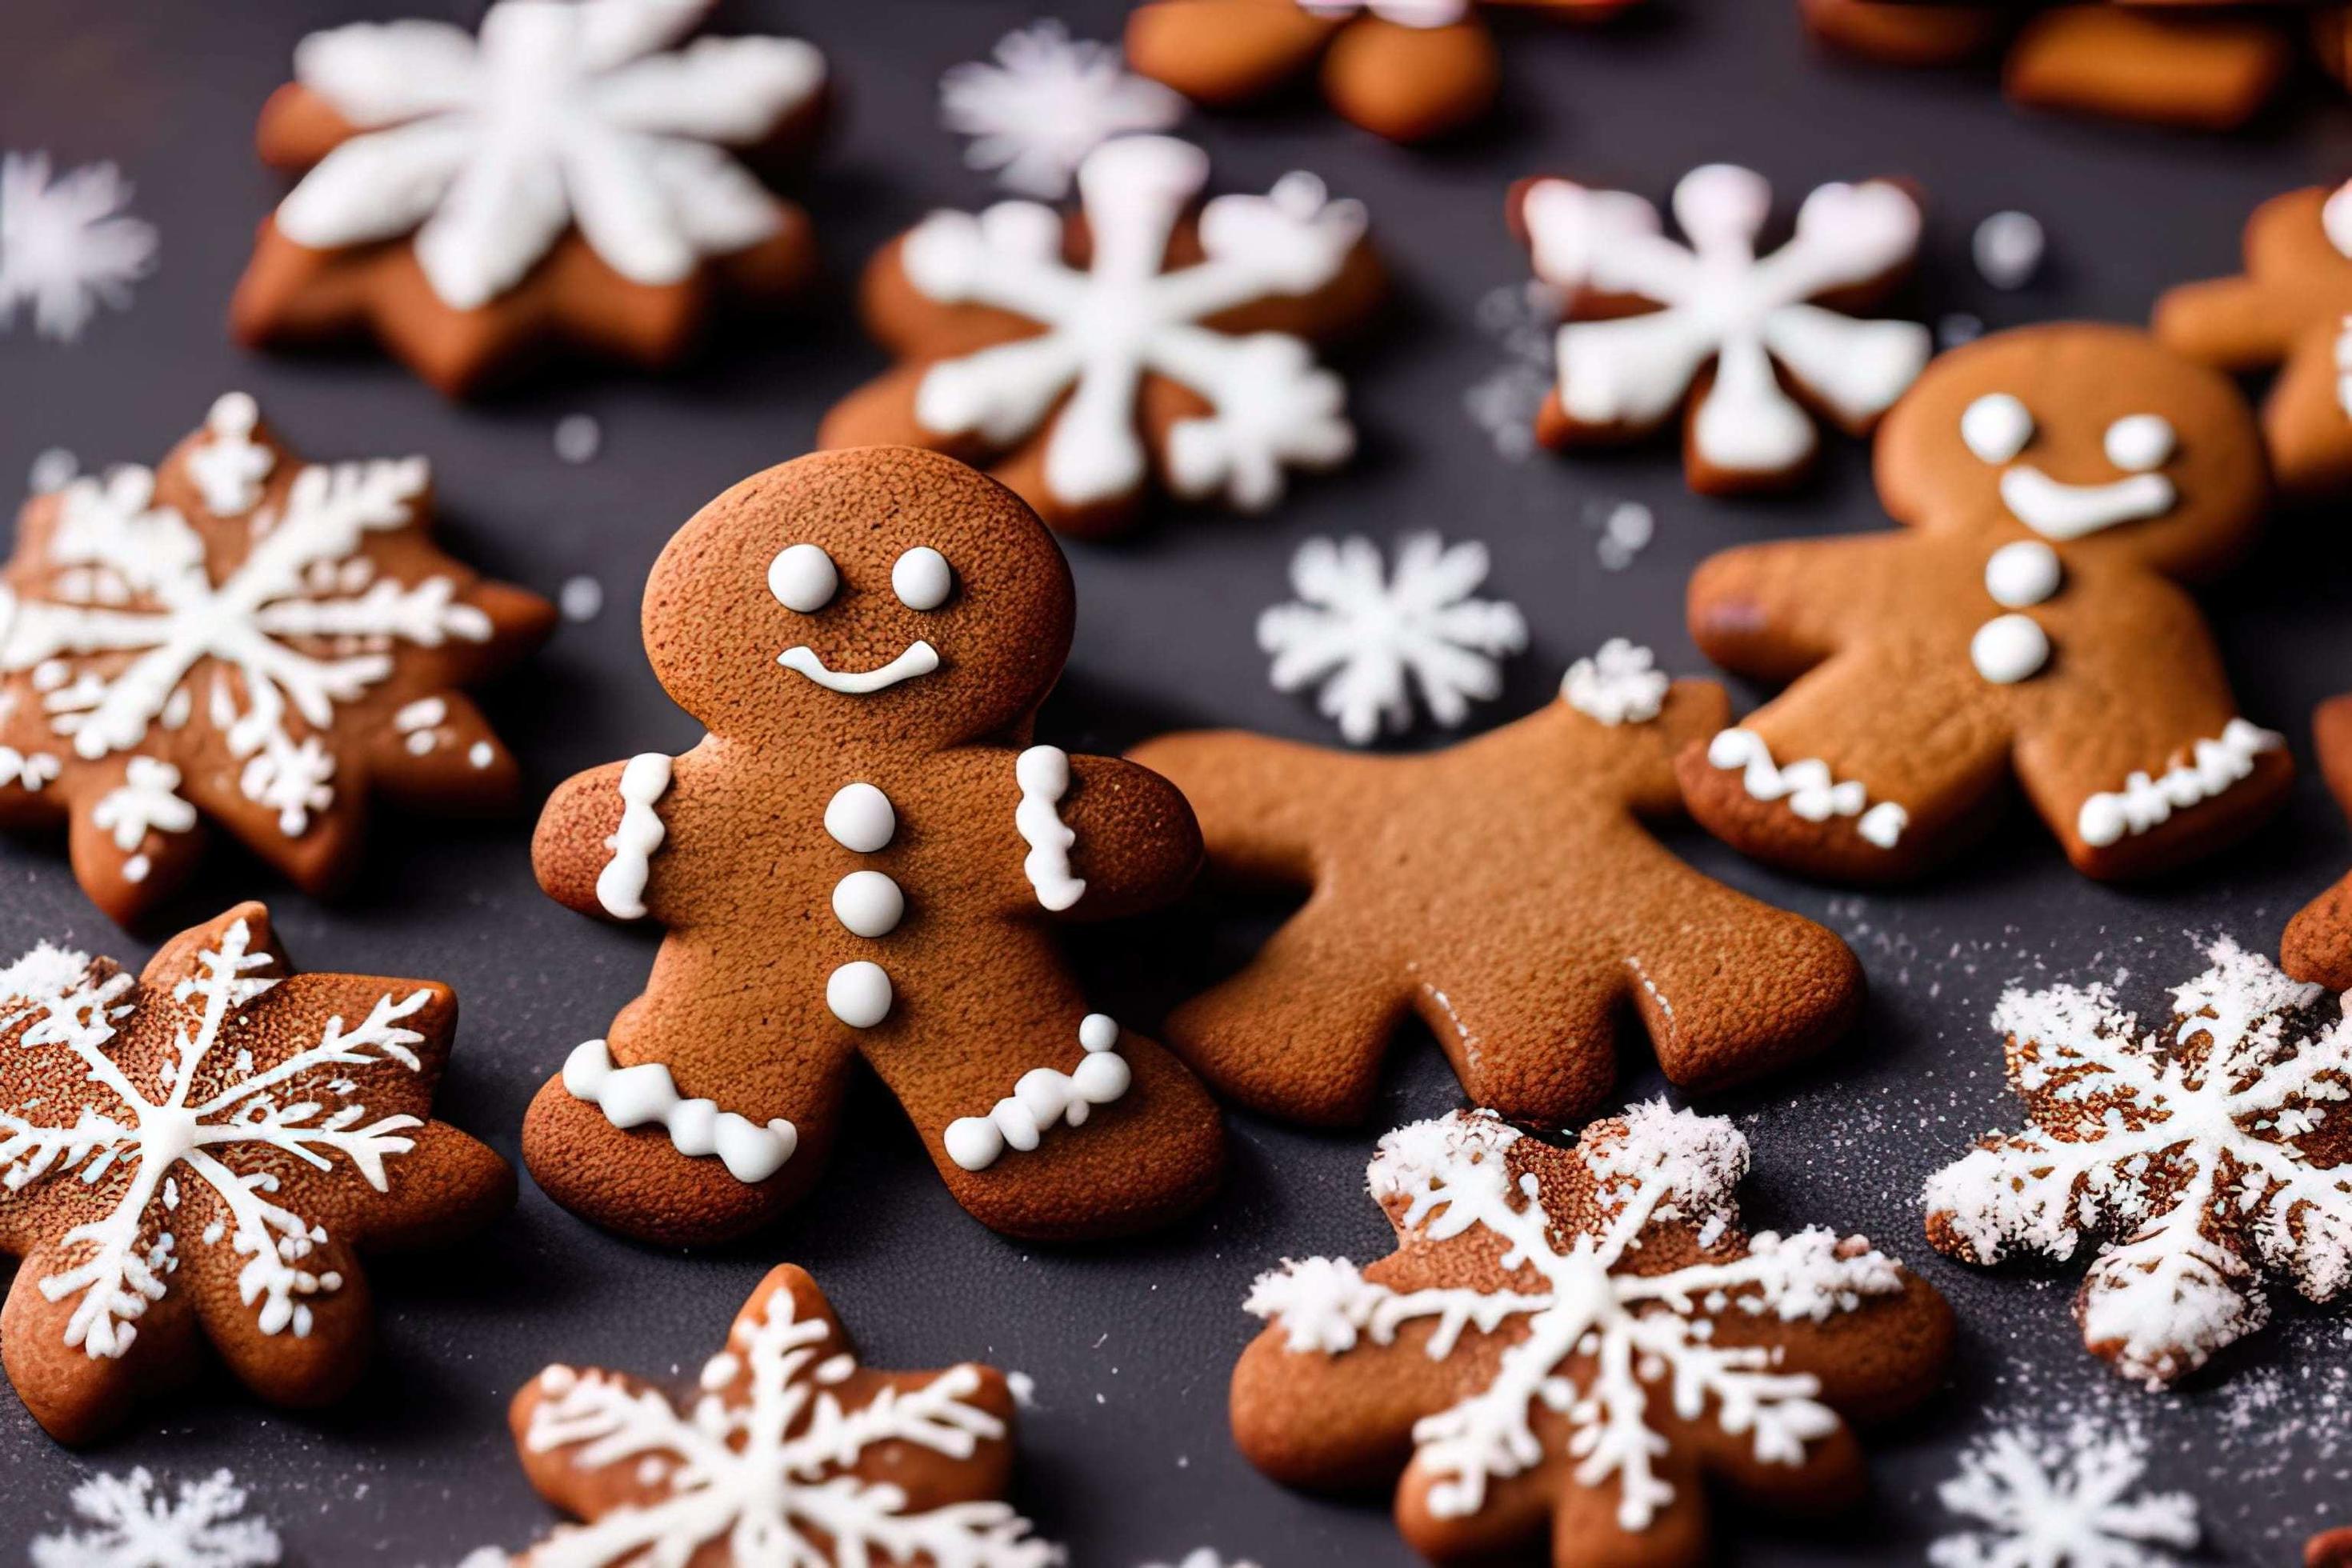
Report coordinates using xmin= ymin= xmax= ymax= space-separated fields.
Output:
xmin=558 ymin=574 xmax=604 ymax=623
xmin=1973 ymin=210 xmax=2046 ymax=291
xmin=553 ymin=414 xmax=602 ymax=466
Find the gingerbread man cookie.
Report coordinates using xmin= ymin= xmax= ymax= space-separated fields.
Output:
xmin=1678 ymin=323 xmax=2292 ymax=883
xmin=0 ymin=394 xmax=553 ymax=926
xmin=526 ymin=446 xmax=1222 ymax=1245
xmin=230 ymin=0 xmax=827 ymax=397
xmin=2283 ymin=695 xmax=2352 ymax=990
xmin=0 ymin=903 xmax=511 ymax=1442
xmin=1234 ymin=1103 xmax=1954 ymax=1566
xmin=1129 ymin=648 xmax=1863 ymax=1126
xmin=2314 ymin=1525 xmax=2352 ymax=1568
xmin=2156 ymin=182 xmax=2352 ymax=497
xmin=1126 ymin=0 xmax=1640 ymax=144
xmin=819 ymin=134 xmax=1383 ymax=538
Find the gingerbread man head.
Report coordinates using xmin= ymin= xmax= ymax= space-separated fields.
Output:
xmin=641 ymin=447 xmax=1074 ymax=750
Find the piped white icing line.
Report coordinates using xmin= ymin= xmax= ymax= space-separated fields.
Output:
xmin=595 ymin=751 xmax=673 ymax=920
xmin=778 ymin=641 xmax=938 ymax=694
xmin=1706 ymin=728 xmax=1907 ymax=849
xmin=1997 ymin=466 xmax=2174 ymax=541
xmin=1300 ymin=0 xmax=1470 ymax=22
xmin=91 ymin=757 xmax=196 ymax=853
xmin=1970 ymin=614 xmax=2049 ymax=686
xmin=561 ymin=1038 xmax=796 ymax=1185
xmin=1561 ymin=638 xmax=1668 ymax=725
xmin=187 ymin=393 xmax=275 ymax=517
xmin=824 ymin=781 xmax=894 ymax=852
xmin=1014 ymin=745 xmax=1086 ymax=911
xmin=2075 ymin=719 xmax=2282 ymax=849
xmin=943 ymin=1014 xmax=1128 ymax=1171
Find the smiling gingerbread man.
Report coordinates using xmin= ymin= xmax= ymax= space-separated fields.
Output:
xmin=1678 ymin=322 xmax=2292 ymax=882
xmin=525 ymin=447 xmax=1222 ymax=1244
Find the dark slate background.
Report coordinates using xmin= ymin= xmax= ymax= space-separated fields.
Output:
xmin=4 ymin=0 xmax=2350 ymax=1561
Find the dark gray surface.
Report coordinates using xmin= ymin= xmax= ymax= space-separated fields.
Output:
xmin=3 ymin=0 xmax=2351 ymax=1560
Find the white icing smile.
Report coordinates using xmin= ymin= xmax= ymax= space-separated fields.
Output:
xmin=777 ymin=641 xmax=939 ymax=694
xmin=1997 ymin=466 xmax=2176 ymax=542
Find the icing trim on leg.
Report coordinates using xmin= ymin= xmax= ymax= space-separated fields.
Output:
xmin=944 ymin=1014 xmax=1129 ymax=1171
xmin=2076 ymin=719 xmax=2284 ymax=849
xmin=1706 ymin=727 xmax=1908 ymax=848
xmin=561 ymin=1038 xmax=798 ymax=1185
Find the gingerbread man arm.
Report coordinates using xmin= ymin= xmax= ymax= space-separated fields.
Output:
xmin=532 ymin=753 xmax=685 ymax=924
xmin=2284 ymin=694 xmax=2352 ymax=990
xmin=1687 ymin=533 xmax=1906 ymax=685
xmin=1029 ymin=750 xmax=1205 ymax=922
xmin=2154 ymin=188 xmax=2338 ymax=371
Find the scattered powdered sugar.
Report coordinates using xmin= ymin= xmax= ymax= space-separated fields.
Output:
xmin=1973 ymin=210 xmax=2046 ymax=293
xmin=1462 ymin=281 xmax=1562 ymax=462
xmin=558 ymin=574 xmax=603 ymax=623
xmin=552 ymin=413 xmax=601 ymax=465
xmin=1006 ymin=1369 xmax=1038 ymax=1409
xmin=1588 ymin=498 xmax=1655 ymax=571
xmin=28 ymin=446 xmax=76 ymax=494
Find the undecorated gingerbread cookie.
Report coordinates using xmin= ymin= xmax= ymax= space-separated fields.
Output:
xmin=526 ymin=446 xmax=1222 ymax=1245
xmin=1679 ymin=322 xmax=2292 ymax=882
xmin=2284 ymin=694 xmax=2352 ymax=990
xmin=1234 ymin=1102 xmax=1953 ymax=1566
xmin=819 ymin=134 xmax=1383 ymax=538
xmin=230 ymin=0 xmax=827 ymax=396
xmin=1130 ymin=648 xmax=1863 ymax=1126
xmin=2314 ymin=1525 xmax=2352 ymax=1568
xmin=0 ymin=902 xmax=510 ymax=1442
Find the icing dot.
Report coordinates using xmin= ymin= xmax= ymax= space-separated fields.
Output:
xmin=558 ymin=574 xmax=602 ymax=622
xmin=823 ymin=782 xmax=895 ymax=853
xmin=2104 ymin=414 xmax=2175 ymax=474
xmin=767 ymin=543 xmax=837 ymax=613
xmin=1971 ymin=614 xmax=2050 ymax=685
xmin=1970 ymin=210 xmax=2044 ymax=292
xmin=830 ymin=870 xmax=904 ymax=938
xmin=826 ymin=961 xmax=893 ymax=1028
xmin=1961 ymin=393 xmax=2033 ymax=465
xmin=891 ymin=546 xmax=953 ymax=610
xmin=554 ymin=412 xmax=602 ymax=465
xmin=1984 ymin=541 xmax=2062 ymax=609
xmin=1078 ymin=1013 xmax=1119 ymax=1052
xmin=944 ymin=1117 xmax=1003 ymax=1171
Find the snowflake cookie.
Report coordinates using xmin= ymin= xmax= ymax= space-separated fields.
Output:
xmin=1131 ymin=654 xmax=1862 ymax=1126
xmin=230 ymin=0 xmax=828 ymax=396
xmin=1127 ymin=0 xmax=1642 ymax=144
xmin=0 ymin=152 xmax=158 ymax=343
xmin=1930 ymin=1419 xmax=2197 ymax=1568
xmin=1234 ymin=1103 xmax=1952 ymax=1564
xmin=0 ymin=903 xmax=511 ymax=1442
xmin=820 ymin=134 xmax=1382 ymax=537
xmin=0 ymin=393 xmax=553 ymax=926
xmin=2285 ymin=694 xmax=2352 ymax=991
xmin=30 ymin=1466 xmax=281 ymax=1568
xmin=939 ymin=22 xmax=1186 ymax=200
xmin=1511 ymin=162 xmax=1930 ymax=495
xmin=475 ymin=1264 xmax=1059 ymax=1568
xmin=1679 ymin=323 xmax=2291 ymax=884
xmin=1925 ymin=939 xmax=2352 ymax=1388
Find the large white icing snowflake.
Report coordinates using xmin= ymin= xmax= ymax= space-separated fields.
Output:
xmin=902 ymin=134 xmax=1364 ymax=511
xmin=0 ymin=919 xmax=432 ymax=1360
xmin=1521 ymin=162 xmax=1930 ymax=480
xmin=1247 ymin=1103 xmax=1909 ymax=1529
xmin=1924 ymin=939 xmax=2352 ymax=1388
xmin=0 ymin=151 xmax=158 ymax=342
xmin=1930 ymin=1421 xmax=2198 ymax=1568
xmin=938 ymin=22 xmax=1186 ymax=199
xmin=30 ymin=1466 xmax=281 ymax=1568
xmin=1258 ymin=532 xmax=1526 ymax=745
xmin=273 ymin=0 xmax=824 ymax=310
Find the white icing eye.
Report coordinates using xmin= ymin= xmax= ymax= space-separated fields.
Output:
xmin=1961 ymin=394 xmax=2034 ymax=465
xmin=2104 ymin=414 xmax=2175 ymax=473
xmin=891 ymin=546 xmax=953 ymax=611
xmin=767 ymin=544 xmax=836 ymax=613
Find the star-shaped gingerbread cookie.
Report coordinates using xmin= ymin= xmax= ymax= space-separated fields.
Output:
xmin=2284 ymin=695 xmax=2352 ymax=990
xmin=0 ymin=393 xmax=554 ymax=925
xmin=0 ymin=902 xmax=511 ymax=1442
xmin=1130 ymin=648 xmax=1863 ymax=1126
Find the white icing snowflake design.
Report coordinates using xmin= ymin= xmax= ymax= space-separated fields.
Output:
xmin=30 ymin=1466 xmax=281 ymax=1568
xmin=0 ymin=151 xmax=158 ymax=342
xmin=1247 ymin=1103 xmax=1910 ymax=1530
xmin=1258 ymin=532 xmax=1526 ymax=746
xmin=1930 ymin=1420 xmax=2198 ymax=1568
xmin=1522 ymin=163 xmax=1930 ymax=479
xmin=901 ymin=134 xmax=1364 ymax=511
xmin=0 ymin=918 xmax=430 ymax=1360
xmin=273 ymin=0 xmax=825 ymax=311
xmin=1924 ymin=940 xmax=2352 ymax=1388
xmin=1561 ymin=638 xmax=1668 ymax=726
xmin=939 ymin=22 xmax=1186 ymax=199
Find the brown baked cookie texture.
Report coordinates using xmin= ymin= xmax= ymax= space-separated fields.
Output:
xmin=1126 ymin=0 xmax=1640 ymax=144
xmin=818 ymin=134 xmax=1383 ymax=538
xmin=1234 ymin=1104 xmax=1954 ymax=1566
xmin=0 ymin=902 xmax=511 ymax=1444
xmin=524 ymin=446 xmax=1222 ymax=1246
xmin=229 ymin=0 xmax=827 ymax=397
xmin=0 ymin=393 xmax=554 ymax=928
xmin=474 ymin=1265 xmax=1057 ymax=1566
xmin=1129 ymin=647 xmax=1863 ymax=1127
xmin=2283 ymin=695 xmax=2352 ymax=990
xmin=1509 ymin=164 xmax=1930 ymax=496
xmin=2155 ymin=183 xmax=2352 ymax=497
xmin=2315 ymin=1525 xmax=2352 ymax=1568
xmin=1679 ymin=322 xmax=2292 ymax=884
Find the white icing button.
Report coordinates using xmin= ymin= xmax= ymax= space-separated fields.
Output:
xmin=891 ymin=546 xmax=953 ymax=610
xmin=1078 ymin=1013 xmax=1119 ymax=1052
xmin=826 ymin=961 xmax=893 ymax=1028
xmin=1984 ymin=540 xmax=2062 ymax=610
xmin=2103 ymin=414 xmax=2176 ymax=474
xmin=1971 ymin=614 xmax=2050 ymax=685
xmin=831 ymin=870 xmax=905 ymax=938
xmin=767 ymin=543 xmax=837 ymax=613
xmin=1961 ymin=393 xmax=2034 ymax=465
xmin=823 ymin=782 xmax=895 ymax=853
